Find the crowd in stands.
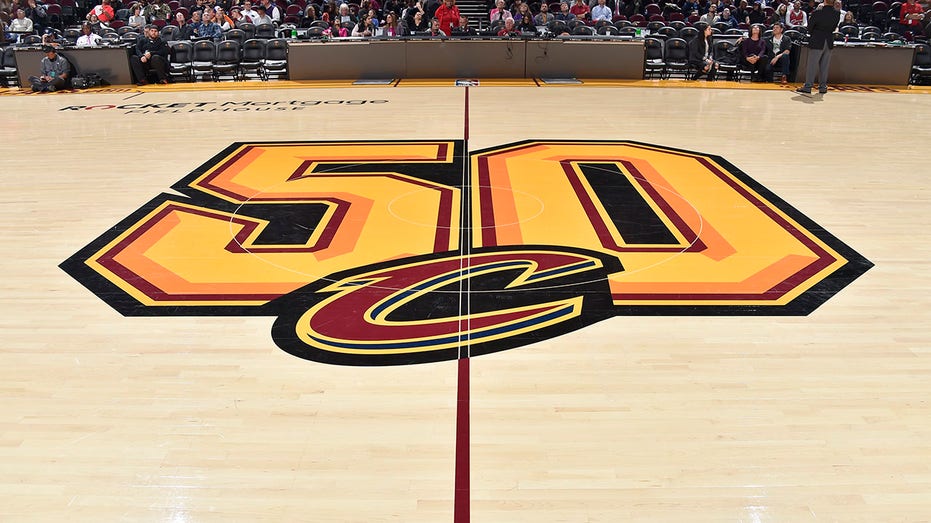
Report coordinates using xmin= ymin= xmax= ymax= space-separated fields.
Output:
xmin=1 ymin=0 xmax=928 ymax=44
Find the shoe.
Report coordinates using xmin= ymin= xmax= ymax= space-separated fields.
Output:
xmin=47 ymin=86 xmax=55 ymax=92
xmin=159 ymin=79 xmax=169 ymax=85
xmin=818 ymin=88 xmax=828 ymax=94
xmin=795 ymin=87 xmax=812 ymax=96
xmin=691 ymin=72 xmax=701 ymax=81
xmin=136 ymin=81 xmax=147 ymax=86
xmin=780 ymin=75 xmax=787 ymax=84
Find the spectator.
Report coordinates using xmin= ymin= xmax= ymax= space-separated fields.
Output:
xmin=336 ymin=3 xmax=355 ymax=23
xmin=433 ymin=0 xmax=459 ymax=34
xmin=516 ymin=10 xmax=536 ymax=31
xmin=747 ymin=0 xmax=765 ymax=24
xmin=216 ymin=7 xmax=235 ymax=30
xmin=260 ymin=0 xmax=280 ymax=23
xmin=452 ymin=14 xmax=476 ymax=34
xmin=303 ymin=4 xmax=318 ymax=25
xmin=535 ymin=2 xmax=556 ymax=24
xmin=787 ymin=0 xmax=806 ymax=28
xmin=351 ymin=11 xmax=375 ymax=34
xmin=29 ymin=45 xmax=70 ymax=92
xmin=513 ymin=1 xmax=531 ymax=22
xmin=838 ymin=10 xmax=855 ymax=27
xmin=688 ymin=24 xmax=717 ymax=80
xmin=130 ymin=24 xmax=169 ymax=85
xmin=774 ymin=3 xmax=787 ymax=24
xmin=198 ymin=8 xmax=223 ymax=38
xmin=86 ymin=13 xmax=104 ymax=32
xmin=240 ymin=0 xmax=259 ymax=22
xmin=555 ymin=1 xmax=576 ymax=20
xmin=25 ymin=0 xmax=48 ymax=33
xmin=87 ymin=0 xmax=115 ymax=23
xmin=405 ymin=7 xmax=428 ymax=30
xmin=569 ymin=0 xmax=589 ymax=20
xmin=497 ymin=15 xmax=517 ymax=34
xmin=899 ymin=0 xmax=925 ymax=34
xmin=253 ymin=4 xmax=273 ymax=23
xmin=591 ymin=0 xmax=611 ymax=21
xmin=144 ymin=0 xmax=172 ymax=22
xmin=767 ymin=20 xmax=791 ymax=83
xmin=699 ymin=3 xmax=717 ymax=23
xmin=489 ymin=0 xmax=510 ymax=22
xmin=76 ymin=22 xmax=102 ymax=45
xmin=175 ymin=11 xmax=196 ymax=37
xmin=737 ymin=24 xmax=768 ymax=81
xmin=382 ymin=11 xmax=402 ymax=34
xmin=128 ymin=3 xmax=147 ymax=28
xmin=719 ymin=7 xmax=738 ymax=27
xmin=9 ymin=9 xmax=35 ymax=38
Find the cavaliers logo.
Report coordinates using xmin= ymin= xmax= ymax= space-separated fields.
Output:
xmin=61 ymin=140 xmax=872 ymax=365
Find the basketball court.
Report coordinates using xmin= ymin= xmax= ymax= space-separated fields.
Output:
xmin=2 ymin=80 xmax=930 ymax=521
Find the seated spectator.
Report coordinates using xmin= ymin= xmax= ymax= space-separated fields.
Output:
xmin=746 ymin=0 xmax=765 ymax=24
xmin=489 ymin=0 xmax=510 ymax=22
xmin=352 ymin=11 xmax=375 ymax=34
xmin=786 ymin=0 xmax=806 ymax=28
xmin=513 ymin=1 xmax=532 ymax=23
xmin=189 ymin=9 xmax=203 ymax=31
xmin=497 ymin=16 xmax=518 ymax=35
xmin=86 ymin=13 xmax=104 ymax=32
xmin=336 ymin=3 xmax=356 ymax=24
xmin=130 ymin=24 xmax=169 ymax=84
xmin=326 ymin=20 xmax=349 ymax=36
xmin=198 ymin=8 xmax=223 ymax=38
xmin=534 ymin=2 xmax=556 ymax=25
xmin=688 ymin=24 xmax=717 ymax=80
xmin=87 ymin=0 xmax=115 ymax=23
xmin=767 ymin=20 xmax=791 ymax=83
xmin=175 ymin=12 xmax=197 ymax=38
xmin=216 ymin=7 xmax=235 ymax=30
xmin=719 ymin=7 xmax=738 ymax=27
xmin=516 ymin=11 xmax=536 ymax=32
xmin=451 ymin=14 xmax=477 ymax=34
xmin=9 ymin=9 xmax=35 ymax=38
xmin=143 ymin=0 xmax=172 ymax=22
xmin=25 ymin=0 xmax=48 ymax=34
xmin=426 ymin=16 xmax=447 ymax=36
xmin=737 ymin=24 xmax=768 ymax=81
xmin=838 ymin=10 xmax=855 ymax=28
xmin=76 ymin=22 xmax=102 ymax=45
xmin=555 ymin=1 xmax=576 ymax=20
xmin=699 ymin=4 xmax=717 ymax=24
xmin=569 ymin=0 xmax=589 ymax=21
xmin=434 ymin=0 xmax=459 ymax=34
xmin=240 ymin=0 xmax=259 ymax=22
xmin=405 ymin=8 xmax=428 ymax=30
xmin=29 ymin=45 xmax=70 ymax=92
xmin=591 ymin=0 xmax=611 ymax=22
xmin=834 ymin=0 xmax=847 ymax=29
xmin=774 ymin=3 xmax=787 ymax=25
xmin=382 ymin=11 xmax=403 ymax=35
xmin=260 ymin=0 xmax=280 ymax=23
xmin=253 ymin=4 xmax=274 ymax=24
xmin=899 ymin=0 xmax=925 ymax=35
xmin=128 ymin=4 xmax=147 ymax=29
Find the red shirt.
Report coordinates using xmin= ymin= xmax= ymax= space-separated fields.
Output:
xmin=434 ymin=3 xmax=460 ymax=35
xmin=900 ymin=1 xmax=924 ymax=26
xmin=570 ymin=2 xmax=590 ymax=17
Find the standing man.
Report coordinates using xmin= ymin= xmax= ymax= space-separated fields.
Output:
xmin=795 ymin=0 xmax=840 ymax=96
xmin=29 ymin=45 xmax=70 ymax=92
xmin=130 ymin=24 xmax=169 ymax=85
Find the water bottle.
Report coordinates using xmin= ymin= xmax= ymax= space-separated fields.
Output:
xmin=291 ymin=28 xmax=297 ymax=38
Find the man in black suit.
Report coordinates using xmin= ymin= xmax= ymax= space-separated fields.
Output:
xmin=795 ymin=0 xmax=841 ymax=95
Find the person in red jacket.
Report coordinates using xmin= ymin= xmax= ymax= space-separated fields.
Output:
xmin=87 ymin=0 xmax=115 ymax=23
xmin=898 ymin=0 xmax=925 ymax=35
xmin=433 ymin=0 xmax=460 ymax=36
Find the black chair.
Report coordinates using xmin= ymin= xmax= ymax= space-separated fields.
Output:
xmin=115 ymin=8 xmax=130 ymax=20
xmin=547 ymin=20 xmax=569 ymax=35
xmin=238 ymin=22 xmax=256 ymax=40
xmin=63 ymin=28 xmax=81 ymax=44
xmin=23 ymin=35 xmax=44 ymax=45
xmin=911 ymin=43 xmax=931 ymax=84
xmin=643 ymin=37 xmax=665 ymax=78
xmin=882 ymin=31 xmax=903 ymax=41
xmin=614 ymin=19 xmax=633 ymax=28
xmin=839 ymin=25 xmax=859 ymax=38
xmin=679 ymin=26 xmax=699 ymax=41
xmin=0 ymin=46 xmax=19 ymax=87
xmin=571 ymin=24 xmax=595 ymax=35
xmin=169 ymin=40 xmax=193 ymax=82
xmin=191 ymin=40 xmax=216 ymax=81
xmin=121 ymin=32 xmax=140 ymax=44
xmin=663 ymin=37 xmax=689 ymax=78
xmin=255 ymin=22 xmax=276 ymax=39
xmin=668 ymin=20 xmax=686 ymax=31
xmin=597 ymin=25 xmax=620 ymax=35
xmin=240 ymin=38 xmax=266 ymax=79
xmin=713 ymin=39 xmax=739 ymax=80
xmin=713 ymin=22 xmax=731 ymax=32
xmin=161 ymin=25 xmax=180 ymax=41
xmin=646 ymin=20 xmax=665 ymax=33
xmin=655 ymin=25 xmax=677 ymax=38
xmin=212 ymin=40 xmax=240 ymax=81
xmin=224 ymin=28 xmax=246 ymax=45
xmin=305 ymin=26 xmax=326 ymax=39
xmin=263 ymin=38 xmax=288 ymax=79
xmin=117 ymin=25 xmax=135 ymax=35
xmin=617 ymin=26 xmax=637 ymax=36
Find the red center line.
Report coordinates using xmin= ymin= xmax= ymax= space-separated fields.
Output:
xmin=453 ymin=86 xmax=471 ymax=523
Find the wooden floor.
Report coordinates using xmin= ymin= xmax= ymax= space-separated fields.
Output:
xmin=2 ymin=81 xmax=931 ymax=521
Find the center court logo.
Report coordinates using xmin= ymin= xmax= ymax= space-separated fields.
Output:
xmin=61 ymin=140 xmax=872 ymax=366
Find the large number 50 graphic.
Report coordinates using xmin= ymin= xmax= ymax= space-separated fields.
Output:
xmin=62 ymin=140 xmax=871 ymax=365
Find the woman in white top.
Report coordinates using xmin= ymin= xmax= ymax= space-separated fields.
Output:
xmin=128 ymin=3 xmax=146 ymax=29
